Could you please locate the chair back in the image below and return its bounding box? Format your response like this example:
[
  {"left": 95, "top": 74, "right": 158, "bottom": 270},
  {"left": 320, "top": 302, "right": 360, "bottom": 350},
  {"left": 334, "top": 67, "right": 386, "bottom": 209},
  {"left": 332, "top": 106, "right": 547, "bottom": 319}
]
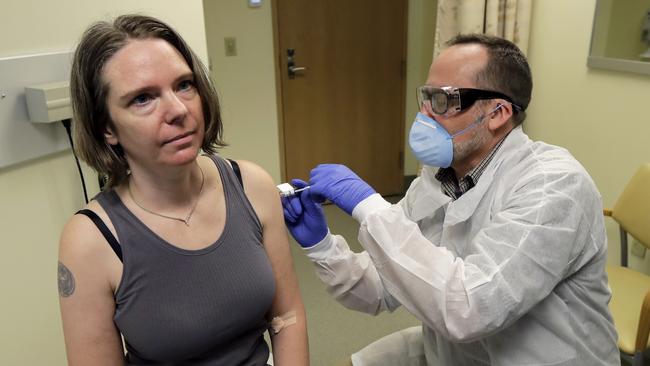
[{"left": 612, "top": 163, "right": 650, "bottom": 249}]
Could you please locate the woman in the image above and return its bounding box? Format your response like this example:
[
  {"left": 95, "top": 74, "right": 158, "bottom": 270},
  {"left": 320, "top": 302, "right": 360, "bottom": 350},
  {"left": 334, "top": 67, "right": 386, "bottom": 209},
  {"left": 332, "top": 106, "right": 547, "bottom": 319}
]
[{"left": 58, "top": 14, "right": 308, "bottom": 365}]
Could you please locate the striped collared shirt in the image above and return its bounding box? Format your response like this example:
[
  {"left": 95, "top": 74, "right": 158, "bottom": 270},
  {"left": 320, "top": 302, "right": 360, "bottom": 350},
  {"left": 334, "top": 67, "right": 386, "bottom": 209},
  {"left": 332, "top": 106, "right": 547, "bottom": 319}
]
[{"left": 435, "top": 136, "right": 507, "bottom": 200}]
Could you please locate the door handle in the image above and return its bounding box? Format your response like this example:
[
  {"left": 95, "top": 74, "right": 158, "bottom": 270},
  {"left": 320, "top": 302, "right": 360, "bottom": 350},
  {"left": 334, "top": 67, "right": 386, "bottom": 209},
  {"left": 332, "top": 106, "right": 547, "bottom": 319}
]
[
  {"left": 287, "top": 48, "right": 307, "bottom": 79},
  {"left": 289, "top": 66, "right": 307, "bottom": 74}
]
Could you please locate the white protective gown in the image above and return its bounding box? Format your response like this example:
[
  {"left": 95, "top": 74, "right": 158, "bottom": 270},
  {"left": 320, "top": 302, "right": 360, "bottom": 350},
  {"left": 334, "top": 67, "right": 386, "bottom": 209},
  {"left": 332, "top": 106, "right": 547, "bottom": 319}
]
[{"left": 305, "top": 127, "right": 619, "bottom": 366}]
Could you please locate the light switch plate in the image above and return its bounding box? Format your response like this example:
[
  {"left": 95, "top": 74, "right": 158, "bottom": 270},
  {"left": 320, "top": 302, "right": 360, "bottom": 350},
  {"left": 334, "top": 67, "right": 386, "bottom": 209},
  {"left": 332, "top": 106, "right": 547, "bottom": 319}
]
[{"left": 224, "top": 37, "right": 237, "bottom": 57}]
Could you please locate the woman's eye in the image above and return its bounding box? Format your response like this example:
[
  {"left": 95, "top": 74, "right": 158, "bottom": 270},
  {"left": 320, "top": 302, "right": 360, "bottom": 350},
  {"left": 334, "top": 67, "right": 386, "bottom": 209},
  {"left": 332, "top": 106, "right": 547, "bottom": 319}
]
[
  {"left": 131, "top": 94, "right": 152, "bottom": 106},
  {"left": 178, "top": 79, "right": 195, "bottom": 92}
]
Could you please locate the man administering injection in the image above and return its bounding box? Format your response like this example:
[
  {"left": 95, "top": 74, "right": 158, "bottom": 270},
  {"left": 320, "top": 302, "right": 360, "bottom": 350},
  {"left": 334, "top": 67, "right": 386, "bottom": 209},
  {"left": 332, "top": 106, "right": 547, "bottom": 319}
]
[{"left": 283, "top": 34, "right": 619, "bottom": 365}]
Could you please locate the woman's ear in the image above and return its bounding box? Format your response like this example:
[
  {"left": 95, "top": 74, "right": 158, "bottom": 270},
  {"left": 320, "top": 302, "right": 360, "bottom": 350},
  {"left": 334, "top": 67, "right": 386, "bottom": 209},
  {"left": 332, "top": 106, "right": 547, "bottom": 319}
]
[
  {"left": 487, "top": 102, "right": 513, "bottom": 131},
  {"left": 104, "top": 125, "right": 119, "bottom": 145}
]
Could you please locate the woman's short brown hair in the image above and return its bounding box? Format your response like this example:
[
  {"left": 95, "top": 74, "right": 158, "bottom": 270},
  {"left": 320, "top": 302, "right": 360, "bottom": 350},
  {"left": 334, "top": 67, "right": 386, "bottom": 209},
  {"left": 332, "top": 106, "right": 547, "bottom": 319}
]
[{"left": 70, "top": 14, "right": 226, "bottom": 188}]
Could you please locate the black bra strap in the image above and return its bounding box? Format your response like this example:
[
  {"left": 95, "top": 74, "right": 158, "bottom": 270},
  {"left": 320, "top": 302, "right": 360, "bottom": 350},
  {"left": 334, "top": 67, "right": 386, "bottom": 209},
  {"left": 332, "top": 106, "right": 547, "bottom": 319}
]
[
  {"left": 227, "top": 158, "right": 244, "bottom": 188},
  {"left": 76, "top": 209, "right": 123, "bottom": 262}
]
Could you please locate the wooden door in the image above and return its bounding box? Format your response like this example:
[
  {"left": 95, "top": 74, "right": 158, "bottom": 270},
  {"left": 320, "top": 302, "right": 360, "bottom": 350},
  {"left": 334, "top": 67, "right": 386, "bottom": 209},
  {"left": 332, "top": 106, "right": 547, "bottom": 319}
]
[{"left": 275, "top": 0, "right": 408, "bottom": 195}]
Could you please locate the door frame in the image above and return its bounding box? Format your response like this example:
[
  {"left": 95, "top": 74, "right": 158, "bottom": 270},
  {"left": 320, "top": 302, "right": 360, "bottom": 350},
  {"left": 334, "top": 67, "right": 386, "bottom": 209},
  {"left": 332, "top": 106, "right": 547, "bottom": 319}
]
[{"left": 270, "top": 0, "right": 286, "bottom": 181}]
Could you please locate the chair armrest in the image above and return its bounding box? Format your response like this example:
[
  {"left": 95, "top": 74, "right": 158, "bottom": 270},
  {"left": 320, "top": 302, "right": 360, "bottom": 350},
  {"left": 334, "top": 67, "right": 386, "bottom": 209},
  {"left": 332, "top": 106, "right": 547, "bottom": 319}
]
[{"left": 635, "top": 289, "right": 650, "bottom": 352}]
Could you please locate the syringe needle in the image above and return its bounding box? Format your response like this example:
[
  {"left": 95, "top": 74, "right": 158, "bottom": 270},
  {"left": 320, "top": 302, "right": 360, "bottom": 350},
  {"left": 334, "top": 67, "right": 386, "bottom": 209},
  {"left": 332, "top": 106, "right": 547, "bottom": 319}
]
[{"left": 293, "top": 186, "right": 310, "bottom": 194}]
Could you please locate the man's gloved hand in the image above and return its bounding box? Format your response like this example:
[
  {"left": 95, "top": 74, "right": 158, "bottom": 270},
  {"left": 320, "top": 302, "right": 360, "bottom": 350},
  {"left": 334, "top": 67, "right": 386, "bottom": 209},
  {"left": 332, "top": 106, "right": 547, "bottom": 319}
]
[
  {"left": 309, "top": 164, "right": 376, "bottom": 215},
  {"left": 282, "top": 179, "right": 328, "bottom": 248}
]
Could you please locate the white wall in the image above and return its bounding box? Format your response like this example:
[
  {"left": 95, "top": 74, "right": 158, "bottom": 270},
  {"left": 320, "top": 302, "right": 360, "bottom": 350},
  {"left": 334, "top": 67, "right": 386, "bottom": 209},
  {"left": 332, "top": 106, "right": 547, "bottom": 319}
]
[
  {"left": 0, "top": 2, "right": 207, "bottom": 364},
  {"left": 525, "top": 0, "right": 650, "bottom": 269}
]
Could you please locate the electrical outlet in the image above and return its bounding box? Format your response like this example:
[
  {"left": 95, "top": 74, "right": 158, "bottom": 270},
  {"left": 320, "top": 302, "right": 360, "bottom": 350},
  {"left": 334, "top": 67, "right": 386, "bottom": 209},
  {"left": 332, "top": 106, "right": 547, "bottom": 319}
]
[
  {"left": 224, "top": 37, "right": 237, "bottom": 57},
  {"left": 631, "top": 239, "right": 646, "bottom": 259}
]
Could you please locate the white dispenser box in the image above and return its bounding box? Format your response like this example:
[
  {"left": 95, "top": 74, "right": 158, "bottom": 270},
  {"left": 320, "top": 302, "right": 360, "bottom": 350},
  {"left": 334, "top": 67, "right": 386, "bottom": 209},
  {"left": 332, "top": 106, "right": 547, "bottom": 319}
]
[{"left": 25, "top": 81, "right": 71, "bottom": 123}]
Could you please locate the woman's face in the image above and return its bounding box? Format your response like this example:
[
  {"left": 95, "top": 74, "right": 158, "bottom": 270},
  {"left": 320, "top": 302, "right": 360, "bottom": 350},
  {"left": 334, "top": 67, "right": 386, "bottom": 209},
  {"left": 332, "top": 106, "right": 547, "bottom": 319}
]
[{"left": 102, "top": 38, "right": 205, "bottom": 171}]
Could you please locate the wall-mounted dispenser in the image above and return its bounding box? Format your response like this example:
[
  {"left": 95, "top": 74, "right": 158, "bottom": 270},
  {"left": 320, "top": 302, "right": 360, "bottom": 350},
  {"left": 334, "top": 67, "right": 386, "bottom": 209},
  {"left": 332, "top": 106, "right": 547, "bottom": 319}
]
[
  {"left": 24, "top": 81, "right": 71, "bottom": 123},
  {"left": 0, "top": 50, "right": 72, "bottom": 169}
]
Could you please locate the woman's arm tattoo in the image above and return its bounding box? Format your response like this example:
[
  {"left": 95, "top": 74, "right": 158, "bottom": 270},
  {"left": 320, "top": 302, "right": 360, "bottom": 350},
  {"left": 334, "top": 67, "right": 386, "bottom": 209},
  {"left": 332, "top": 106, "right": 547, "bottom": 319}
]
[{"left": 58, "top": 261, "right": 75, "bottom": 297}]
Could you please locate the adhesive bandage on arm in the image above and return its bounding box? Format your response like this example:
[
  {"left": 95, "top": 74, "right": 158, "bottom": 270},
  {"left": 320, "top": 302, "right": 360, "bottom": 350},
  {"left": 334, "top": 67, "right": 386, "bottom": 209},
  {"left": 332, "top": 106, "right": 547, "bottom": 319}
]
[{"left": 269, "top": 310, "right": 297, "bottom": 335}]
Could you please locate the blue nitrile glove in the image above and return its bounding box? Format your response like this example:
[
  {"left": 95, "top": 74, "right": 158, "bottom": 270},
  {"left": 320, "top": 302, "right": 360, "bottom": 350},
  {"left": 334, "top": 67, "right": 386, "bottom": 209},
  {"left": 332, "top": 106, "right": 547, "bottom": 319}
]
[
  {"left": 309, "top": 164, "right": 376, "bottom": 215},
  {"left": 282, "top": 179, "right": 329, "bottom": 248}
]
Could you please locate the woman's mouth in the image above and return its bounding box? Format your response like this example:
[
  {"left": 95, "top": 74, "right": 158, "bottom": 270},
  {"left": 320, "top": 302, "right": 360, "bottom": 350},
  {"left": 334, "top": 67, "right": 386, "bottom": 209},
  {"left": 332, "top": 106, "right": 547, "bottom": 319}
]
[{"left": 163, "top": 130, "right": 194, "bottom": 145}]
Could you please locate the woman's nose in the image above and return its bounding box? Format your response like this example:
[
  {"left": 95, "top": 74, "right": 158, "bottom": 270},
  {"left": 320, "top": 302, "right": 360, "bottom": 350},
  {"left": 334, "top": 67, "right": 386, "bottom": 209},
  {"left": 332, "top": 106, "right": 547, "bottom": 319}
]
[{"left": 163, "top": 92, "right": 188, "bottom": 124}]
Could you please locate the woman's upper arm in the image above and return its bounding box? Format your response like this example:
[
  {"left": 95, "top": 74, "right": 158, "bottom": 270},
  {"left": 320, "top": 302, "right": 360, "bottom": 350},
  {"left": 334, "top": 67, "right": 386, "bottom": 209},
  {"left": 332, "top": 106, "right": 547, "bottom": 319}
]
[
  {"left": 58, "top": 213, "right": 125, "bottom": 365},
  {"left": 237, "top": 160, "right": 304, "bottom": 312},
  {"left": 237, "top": 160, "right": 309, "bottom": 365}
]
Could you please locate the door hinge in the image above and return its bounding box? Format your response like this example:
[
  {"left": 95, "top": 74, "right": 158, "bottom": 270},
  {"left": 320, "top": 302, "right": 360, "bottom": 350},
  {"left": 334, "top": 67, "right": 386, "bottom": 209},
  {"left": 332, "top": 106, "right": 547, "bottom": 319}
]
[
  {"left": 400, "top": 60, "right": 406, "bottom": 79},
  {"left": 399, "top": 150, "right": 404, "bottom": 171}
]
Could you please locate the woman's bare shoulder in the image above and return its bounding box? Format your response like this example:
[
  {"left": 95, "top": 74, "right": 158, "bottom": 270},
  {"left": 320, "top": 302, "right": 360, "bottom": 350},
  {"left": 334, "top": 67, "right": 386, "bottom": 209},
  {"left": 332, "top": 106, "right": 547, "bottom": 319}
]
[
  {"left": 229, "top": 159, "right": 279, "bottom": 222},
  {"left": 231, "top": 159, "right": 276, "bottom": 193},
  {"left": 233, "top": 158, "right": 273, "bottom": 180},
  {"left": 59, "top": 199, "right": 117, "bottom": 269}
]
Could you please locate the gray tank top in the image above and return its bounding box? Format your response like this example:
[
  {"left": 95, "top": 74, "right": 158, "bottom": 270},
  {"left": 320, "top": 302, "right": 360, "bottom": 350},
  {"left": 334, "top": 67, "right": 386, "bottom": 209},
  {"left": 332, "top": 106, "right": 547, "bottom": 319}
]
[{"left": 95, "top": 155, "right": 276, "bottom": 365}]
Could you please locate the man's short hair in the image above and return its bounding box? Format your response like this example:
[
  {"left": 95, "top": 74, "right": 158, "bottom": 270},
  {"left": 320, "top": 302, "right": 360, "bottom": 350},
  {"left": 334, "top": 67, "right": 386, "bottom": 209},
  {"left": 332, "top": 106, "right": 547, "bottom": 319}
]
[{"left": 447, "top": 34, "right": 532, "bottom": 126}]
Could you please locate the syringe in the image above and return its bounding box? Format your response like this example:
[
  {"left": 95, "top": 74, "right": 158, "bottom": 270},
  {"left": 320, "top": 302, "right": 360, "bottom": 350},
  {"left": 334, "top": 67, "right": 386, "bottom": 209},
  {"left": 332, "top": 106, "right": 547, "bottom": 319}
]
[{"left": 277, "top": 183, "right": 311, "bottom": 197}]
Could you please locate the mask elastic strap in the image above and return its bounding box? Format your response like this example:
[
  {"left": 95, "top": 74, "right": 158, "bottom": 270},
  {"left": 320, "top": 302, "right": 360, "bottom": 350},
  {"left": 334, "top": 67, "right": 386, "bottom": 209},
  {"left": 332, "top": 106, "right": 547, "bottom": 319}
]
[{"left": 449, "top": 104, "right": 503, "bottom": 139}]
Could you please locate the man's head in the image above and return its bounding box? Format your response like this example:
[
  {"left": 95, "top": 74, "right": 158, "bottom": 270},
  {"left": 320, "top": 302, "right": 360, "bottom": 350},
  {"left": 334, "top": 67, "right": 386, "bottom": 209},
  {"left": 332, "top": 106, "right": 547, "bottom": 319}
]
[
  {"left": 446, "top": 34, "right": 532, "bottom": 126},
  {"left": 418, "top": 34, "right": 532, "bottom": 175}
]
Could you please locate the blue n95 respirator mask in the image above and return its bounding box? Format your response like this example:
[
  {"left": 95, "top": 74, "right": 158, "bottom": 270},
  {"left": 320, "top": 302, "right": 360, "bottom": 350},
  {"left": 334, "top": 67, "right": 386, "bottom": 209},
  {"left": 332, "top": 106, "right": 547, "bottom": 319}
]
[
  {"left": 408, "top": 113, "right": 454, "bottom": 168},
  {"left": 408, "top": 106, "right": 502, "bottom": 168}
]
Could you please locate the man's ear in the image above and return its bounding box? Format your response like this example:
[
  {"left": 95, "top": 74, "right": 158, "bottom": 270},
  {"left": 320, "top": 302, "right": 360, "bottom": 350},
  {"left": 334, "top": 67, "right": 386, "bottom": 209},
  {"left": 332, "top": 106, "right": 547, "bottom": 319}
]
[
  {"left": 487, "top": 102, "right": 513, "bottom": 131},
  {"left": 104, "top": 125, "right": 119, "bottom": 146}
]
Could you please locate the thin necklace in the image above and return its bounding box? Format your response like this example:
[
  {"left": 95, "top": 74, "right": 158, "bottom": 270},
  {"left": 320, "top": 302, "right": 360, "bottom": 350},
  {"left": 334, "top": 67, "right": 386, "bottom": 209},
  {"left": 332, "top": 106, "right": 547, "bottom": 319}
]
[{"left": 128, "top": 164, "right": 205, "bottom": 227}]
